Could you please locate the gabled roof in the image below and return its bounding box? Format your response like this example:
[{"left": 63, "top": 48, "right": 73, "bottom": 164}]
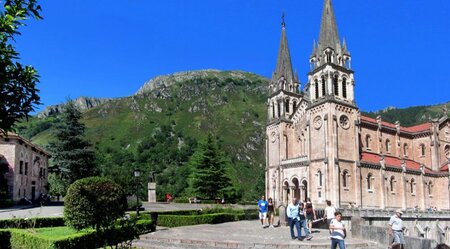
[
  {"left": 360, "top": 115, "right": 432, "bottom": 133},
  {"left": 0, "top": 132, "right": 50, "bottom": 157},
  {"left": 360, "top": 151, "right": 433, "bottom": 173}
]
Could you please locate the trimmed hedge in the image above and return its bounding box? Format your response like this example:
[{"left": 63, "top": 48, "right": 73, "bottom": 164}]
[
  {"left": 0, "top": 217, "right": 65, "bottom": 229},
  {"left": 0, "top": 220, "right": 153, "bottom": 249},
  {"left": 157, "top": 210, "right": 259, "bottom": 228}
]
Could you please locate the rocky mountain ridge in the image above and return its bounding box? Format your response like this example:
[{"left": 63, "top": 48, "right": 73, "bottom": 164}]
[{"left": 37, "top": 96, "right": 111, "bottom": 118}]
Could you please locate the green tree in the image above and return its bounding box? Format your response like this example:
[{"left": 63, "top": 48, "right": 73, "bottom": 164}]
[
  {"left": 0, "top": 0, "right": 42, "bottom": 134},
  {"left": 188, "top": 134, "right": 231, "bottom": 199},
  {"left": 48, "top": 100, "right": 98, "bottom": 193},
  {"left": 64, "top": 177, "right": 127, "bottom": 230}
]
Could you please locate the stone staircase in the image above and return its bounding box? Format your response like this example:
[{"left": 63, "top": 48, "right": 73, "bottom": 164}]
[
  {"left": 133, "top": 236, "right": 384, "bottom": 249},
  {"left": 132, "top": 220, "right": 386, "bottom": 249}
]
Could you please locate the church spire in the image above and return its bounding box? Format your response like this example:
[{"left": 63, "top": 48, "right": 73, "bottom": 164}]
[
  {"left": 272, "top": 12, "right": 297, "bottom": 93},
  {"left": 318, "top": 0, "right": 340, "bottom": 51}
]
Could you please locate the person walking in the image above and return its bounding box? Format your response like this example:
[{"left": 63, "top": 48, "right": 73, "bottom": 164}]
[
  {"left": 305, "top": 197, "right": 316, "bottom": 233},
  {"left": 287, "top": 198, "right": 301, "bottom": 240},
  {"left": 267, "top": 197, "right": 275, "bottom": 228},
  {"left": 298, "top": 202, "right": 313, "bottom": 240},
  {"left": 324, "top": 200, "right": 337, "bottom": 228},
  {"left": 388, "top": 209, "right": 405, "bottom": 249},
  {"left": 329, "top": 211, "right": 346, "bottom": 249},
  {"left": 258, "top": 195, "right": 268, "bottom": 228}
]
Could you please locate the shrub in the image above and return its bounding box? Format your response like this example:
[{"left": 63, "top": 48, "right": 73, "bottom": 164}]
[
  {"left": 0, "top": 217, "right": 64, "bottom": 229},
  {"left": 64, "top": 177, "right": 127, "bottom": 230},
  {"left": 0, "top": 220, "right": 154, "bottom": 249}
]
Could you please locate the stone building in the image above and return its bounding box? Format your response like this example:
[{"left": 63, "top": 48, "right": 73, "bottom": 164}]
[
  {"left": 0, "top": 133, "right": 50, "bottom": 203},
  {"left": 266, "top": 0, "right": 450, "bottom": 210}
]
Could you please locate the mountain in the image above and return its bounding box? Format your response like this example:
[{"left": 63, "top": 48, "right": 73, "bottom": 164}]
[
  {"left": 362, "top": 102, "right": 450, "bottom": 126},
  {"left": 37, "top": 96, "right": 111, "bottom": 118},
  {"left": 17, "top": 70, "right": 270, "bottom": 201}
]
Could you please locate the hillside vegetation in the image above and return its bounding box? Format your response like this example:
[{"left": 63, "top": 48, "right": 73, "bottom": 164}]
[{"left": 17, "top": 70, "right": 268, "bottom": 201}]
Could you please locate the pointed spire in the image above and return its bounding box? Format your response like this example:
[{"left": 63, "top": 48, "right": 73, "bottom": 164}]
[
  {"left": 318, "top": 0, "right": 340, "bottom": 51},
  {"left": 273, "top": 12, "right": 295, "bottom": 88}
]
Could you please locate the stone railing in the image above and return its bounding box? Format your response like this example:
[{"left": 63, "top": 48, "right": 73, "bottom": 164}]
[
  {"left": 351, "top": 216, "right": 440, "bottom": 249},
  {"left": 340, "top": 208, "right": 450, "bottom": 219},
  {"left": 281, "top": 155, "right": 309, "bottom": 167}
]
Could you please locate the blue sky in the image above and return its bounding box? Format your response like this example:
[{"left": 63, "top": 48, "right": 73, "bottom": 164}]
[{"left": 15, "top": 0, "right": 450, "bottom": 113}]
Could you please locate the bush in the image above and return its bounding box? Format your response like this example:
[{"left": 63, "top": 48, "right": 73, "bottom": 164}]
[
  {"left": 0, "top": 217, "right": 64, "bottom": 229},
  {"left": 64, "top": 177, "right": 127, "bottom": 230},
  {"left": 156, "top": 208, "right": 259, "bottom": 227},
  {"left": 0, "top": 220, "right": 154, "bottom": 249}
]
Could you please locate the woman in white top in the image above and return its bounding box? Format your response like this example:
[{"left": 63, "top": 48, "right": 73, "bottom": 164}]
[{"left": 329, "top": 211, "right": 346, "bottom": 249}]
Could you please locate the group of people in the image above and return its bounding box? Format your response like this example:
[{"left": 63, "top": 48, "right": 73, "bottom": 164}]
[
  {"left": 258, "top": 196, "right": 347, "bottom": 248},
  {"left": 257, "top": 195, "right": 275, "bottom": 228}
]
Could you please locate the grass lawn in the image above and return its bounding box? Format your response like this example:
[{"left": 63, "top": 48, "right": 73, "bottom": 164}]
[{"left": 21, "top": 226, "right": 94, "bottom": 240}]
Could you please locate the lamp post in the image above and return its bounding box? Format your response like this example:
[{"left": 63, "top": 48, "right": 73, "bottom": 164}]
[{"left": 134, "top": 169, "right": 141, "bottom": 216}]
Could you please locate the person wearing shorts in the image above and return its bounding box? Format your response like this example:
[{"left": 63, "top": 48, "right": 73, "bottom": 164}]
[
  {"left": 258, "top": 195, "right": 268, "bottom": 227},
  {"left": 388, "top": 209, "right": 405, "bottom": 249}
]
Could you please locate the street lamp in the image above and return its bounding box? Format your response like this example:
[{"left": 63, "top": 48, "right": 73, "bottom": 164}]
[{"left": 134, "top": 169, "right": 141, "bottom": 216}]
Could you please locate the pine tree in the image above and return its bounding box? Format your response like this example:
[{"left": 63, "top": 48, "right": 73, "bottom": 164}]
[
  {"left": 188, "top": 134, "right": 231, "bottom": 199},
  {"left": 48, "top": 100, "right": 98, "bottom": 193}
]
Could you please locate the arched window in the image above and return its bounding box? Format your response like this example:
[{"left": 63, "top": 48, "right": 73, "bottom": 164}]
[
  {"left": 444, "top": 144, "right": 450, "bottom": 158},
  {"left": 321, "top": 76, "right": 326, "bottom": 96},
  {"left": 390, "top": 176, "right": 395, "bottom": 192},
  {"left": 277, "top": 101, "right": 281, "bottom": 117},
  {"left": 318, "top": 170, "right": 323, "bottom": 187},
  {"left": 342, "top": 170, "right": 348, "bottom": 188},
  {"left": 385, "top": 139, "right": 391, "bottom": 153},
  {"left": 367, "top": 173, "right": 373, "bottom": 190},
  {"left": 293, "top": 101, "right": 297, "bottom": 111},
  {"left": 365, "top": 135, "right": 371, "bottom": 149},
  {"left": 326, "top": 52, "right": 332, "bottom": 63},
  {"left": 285, "top": 99, "right": 290, "bottom": 113},
  {"left": 428, "top": 181, "right": 433, "bottom": 196},
  {"left": 315, "top": 79, "right": 319, "bottom": 99},
  {"left": 403, "top": 143, "right": 408, "bottom": 157},
  {"left": 272, "top": 105, "right": 275, "bottom": 118},
  {"left": 333, "top": 75, "right": 339, "bottom": 96},
  {"left": 410, "top": 178, "right": 415, "bottom": 194},
  {"left": 342, "top": 78, "right": 347, "bottom": 99},
  {"left": 420, "top": 144, "right": 426, "bottom": 156}
]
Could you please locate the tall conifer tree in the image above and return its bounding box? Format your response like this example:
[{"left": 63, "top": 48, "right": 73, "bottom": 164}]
[
  {"left": 188, "top": 134, "right": 231, "bottom": 199},
  {"left": 48, "top": 100, "right": 98, "bottom": 192}
]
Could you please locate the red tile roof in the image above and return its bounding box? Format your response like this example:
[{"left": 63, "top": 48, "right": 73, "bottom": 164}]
[
  {"left": 360, "top": 115, "right": 431, "bottom": 133},
  {"left": 360, "top": 152, "right": 432, "bottom": 173}
]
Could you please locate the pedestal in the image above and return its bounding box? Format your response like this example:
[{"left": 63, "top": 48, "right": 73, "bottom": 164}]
[
  {"left": 148, "top": 182, "right": 156, "bottom": 203},
  {"left": 278, "top": 204, "right": 288, "bottom": 226}
]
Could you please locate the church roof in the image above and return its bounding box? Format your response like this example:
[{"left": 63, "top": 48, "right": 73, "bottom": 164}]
[
  {"left": 273, "top": 14, "right": 295, "bottom": 85},
  {"left": 0, "top": 132, "right": 50, "bottom": 157},
  {"left": 318, "top": 0, "right": 340, "bottom": 51},
  {"left": 360, "top": 115, "right": 432, "bottom": 133},
  {"left": 360, "top": 151, "right": 433, "bottom": 173}
]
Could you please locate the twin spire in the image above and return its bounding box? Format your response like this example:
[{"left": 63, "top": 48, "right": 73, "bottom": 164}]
[
  {"left": 318, "top": 0, "right": 340, "bottom": 52},
  {"left": 273, "top": 11, "right": 296, "bottom": 92},
  {"left": 272, "top": 0, "right": 350, "bottom": 94}
]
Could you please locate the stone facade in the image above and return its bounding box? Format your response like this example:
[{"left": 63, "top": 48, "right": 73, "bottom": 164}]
[
  {"left": 265, "top": 0, "right": 450, "bottom": 210},
  {"left": 0, "top": 133, "right": 50, "bottom": 203}
]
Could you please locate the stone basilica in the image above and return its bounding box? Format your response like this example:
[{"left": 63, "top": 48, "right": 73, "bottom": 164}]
[{"left": 265, "top": 0, "right": 450, "bottom": 210}]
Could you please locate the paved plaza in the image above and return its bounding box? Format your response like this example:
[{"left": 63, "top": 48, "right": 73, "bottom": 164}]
[{"left": 135, "top": 220, "right": 382, "bottom": 249}]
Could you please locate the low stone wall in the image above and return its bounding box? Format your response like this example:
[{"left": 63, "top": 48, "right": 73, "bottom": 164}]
[{"left": 351, "top": 216, "right": 439, "bottom": 249}]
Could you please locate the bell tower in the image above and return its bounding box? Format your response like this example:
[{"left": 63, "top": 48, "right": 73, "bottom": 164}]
[
  {"left": 306, "top": 0, "right": 354, "bottom": 105},
  {"left": 305, "top": 0, "right": 360, "bottom": 207},
  {"left": 266, "top": 14, "right": 303, "bottom": 204}
]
